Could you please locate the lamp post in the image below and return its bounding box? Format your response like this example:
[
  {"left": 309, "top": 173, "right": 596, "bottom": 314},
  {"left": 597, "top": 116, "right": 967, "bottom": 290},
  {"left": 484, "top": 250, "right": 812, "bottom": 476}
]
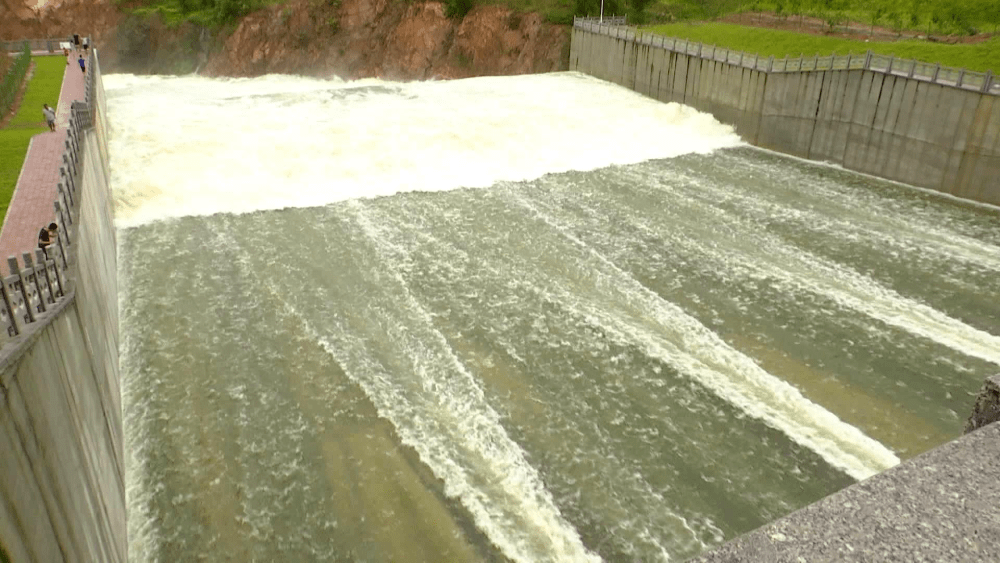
[{"left": 600, "top": 0, "right": 604, "bottom": 22}]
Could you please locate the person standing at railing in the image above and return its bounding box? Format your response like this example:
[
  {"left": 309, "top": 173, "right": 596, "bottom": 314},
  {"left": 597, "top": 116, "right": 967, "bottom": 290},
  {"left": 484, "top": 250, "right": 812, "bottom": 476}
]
[{"left": 38, "top": 223, "right": 58, "bottom": 258}]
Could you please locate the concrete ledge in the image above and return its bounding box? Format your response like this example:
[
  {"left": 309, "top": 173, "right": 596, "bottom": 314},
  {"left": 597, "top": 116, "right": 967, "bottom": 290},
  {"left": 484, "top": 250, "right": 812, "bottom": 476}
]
[{"left": 690, "top": 414, "right": 1000, "bottom": 562}]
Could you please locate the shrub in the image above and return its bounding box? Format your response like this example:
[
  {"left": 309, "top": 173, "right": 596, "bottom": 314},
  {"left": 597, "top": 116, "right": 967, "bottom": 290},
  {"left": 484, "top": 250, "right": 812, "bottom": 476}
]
[{"left": 445, "top": 0, "right": 475, "bottom": 19}]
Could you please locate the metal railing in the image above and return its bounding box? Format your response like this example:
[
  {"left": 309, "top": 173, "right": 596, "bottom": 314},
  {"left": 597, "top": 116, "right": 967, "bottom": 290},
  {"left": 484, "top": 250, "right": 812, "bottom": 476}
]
[
  {"left": 2, "top": 39, "right": 65, "bottom": 54},
  {"left": 0, "top": 48, "right": 98, "bottom": 344},
  {"left": 573, "top": 20, "right": 999, "bottom": 95},
  {"left": 574, "top": 15, "right": 627, "bottom": 26}
]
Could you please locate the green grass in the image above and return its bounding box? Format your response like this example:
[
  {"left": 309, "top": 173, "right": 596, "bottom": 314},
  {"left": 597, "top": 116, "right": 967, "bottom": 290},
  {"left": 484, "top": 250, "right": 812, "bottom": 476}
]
[
  {"left": 643, "top": 22, "right": 1000, "bottom": 71},
  {"left": 0, "top": 55, "right": 66, "bottom": 223}
]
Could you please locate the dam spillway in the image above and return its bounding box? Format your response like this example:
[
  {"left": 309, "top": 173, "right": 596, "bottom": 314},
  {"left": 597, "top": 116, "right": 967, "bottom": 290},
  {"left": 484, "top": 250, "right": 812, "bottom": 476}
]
[{"left": 107, "top": 72, "right": 1000, "bottom": 562}]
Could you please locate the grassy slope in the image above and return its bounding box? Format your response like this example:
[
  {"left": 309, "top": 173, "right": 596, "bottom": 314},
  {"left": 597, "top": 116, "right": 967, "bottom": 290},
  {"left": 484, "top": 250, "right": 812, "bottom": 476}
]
[
  {"left": 0, "top": 56, "right": 66, "bottom": 223},
  {"left": 644, "top": 22, "right": 1000, "bottom": 71}
]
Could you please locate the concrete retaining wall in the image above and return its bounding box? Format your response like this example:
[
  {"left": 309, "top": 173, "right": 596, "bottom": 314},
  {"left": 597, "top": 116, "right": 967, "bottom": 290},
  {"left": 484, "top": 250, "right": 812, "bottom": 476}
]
[
  {"left": 570, "top": 25, "right": 1000, "bottom": 206},
  {"left": 0, "top": 53, "right": 123, "bottom": 563}
]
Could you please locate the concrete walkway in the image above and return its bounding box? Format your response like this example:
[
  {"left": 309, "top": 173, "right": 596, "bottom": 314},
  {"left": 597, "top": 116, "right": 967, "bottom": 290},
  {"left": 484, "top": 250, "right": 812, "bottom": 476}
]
[{"left": 0, "top": 52, "right": 85, "bottom": 268}]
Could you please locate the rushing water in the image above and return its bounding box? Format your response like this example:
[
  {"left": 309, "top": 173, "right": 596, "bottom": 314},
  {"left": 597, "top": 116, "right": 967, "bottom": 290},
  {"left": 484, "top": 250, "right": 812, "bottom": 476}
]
[{"left": 107, "top": 71, "right": 1000, "bottom": 563}]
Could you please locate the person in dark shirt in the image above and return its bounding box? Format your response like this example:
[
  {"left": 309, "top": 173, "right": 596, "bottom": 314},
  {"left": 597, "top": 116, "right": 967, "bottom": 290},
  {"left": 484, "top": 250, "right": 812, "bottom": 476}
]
[{"left": 38, "top": 223, "right": 58, "bottom": 258}]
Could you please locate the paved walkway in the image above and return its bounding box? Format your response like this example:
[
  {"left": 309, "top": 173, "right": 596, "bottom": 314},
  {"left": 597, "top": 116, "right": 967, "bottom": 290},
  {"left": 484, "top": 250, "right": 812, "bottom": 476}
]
[{"left": 0, "top": 52, "right": 86, "bottom": 269}]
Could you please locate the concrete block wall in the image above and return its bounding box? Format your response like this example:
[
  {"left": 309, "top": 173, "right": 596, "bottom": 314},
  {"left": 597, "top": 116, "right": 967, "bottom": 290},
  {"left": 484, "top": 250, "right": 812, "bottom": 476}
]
[
  {"left": 0, "top": 54, "right": 123, "bottom": 563},
  {"left": 570, "top": 25, "right": 1000, "bottom": 206}
]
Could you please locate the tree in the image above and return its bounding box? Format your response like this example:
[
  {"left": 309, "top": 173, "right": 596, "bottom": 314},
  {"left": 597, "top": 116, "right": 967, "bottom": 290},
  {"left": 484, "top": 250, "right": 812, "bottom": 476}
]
[
  {"left": 870, "top": 6, "right": 885, "bottom": 36},
  {"left": 908, "top": 0, "right": 923, "bottom": 31},
  {"left": 786, "top": 0, "right": 801, "bottom": 27}
]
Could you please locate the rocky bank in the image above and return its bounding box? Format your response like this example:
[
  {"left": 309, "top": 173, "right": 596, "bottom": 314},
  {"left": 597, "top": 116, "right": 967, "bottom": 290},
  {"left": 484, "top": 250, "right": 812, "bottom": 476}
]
[{"left": 2, "top": 0, "right": 571, "bottom": 80}]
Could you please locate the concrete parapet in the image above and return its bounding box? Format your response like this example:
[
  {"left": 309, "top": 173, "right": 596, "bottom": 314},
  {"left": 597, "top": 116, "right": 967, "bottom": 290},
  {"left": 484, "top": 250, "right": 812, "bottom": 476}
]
[
  {"left": 689, "top": 414, "right": 1000, "bottom": 562},
  {"left": 570, "top": 23, "right": 1000, "bottom": 206}
]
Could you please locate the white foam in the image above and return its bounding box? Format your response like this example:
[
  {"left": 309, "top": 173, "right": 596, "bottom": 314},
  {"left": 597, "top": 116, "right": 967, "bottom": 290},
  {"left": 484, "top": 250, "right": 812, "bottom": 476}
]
[
  {"left": 511, "top": 192, "right": 901, "bottom": 481},
  {"left": 105, "top": 72, "right": 742, "bottom": 227},
  {"left": 248, "top": 202, "right": 602, "bottom": 563}
]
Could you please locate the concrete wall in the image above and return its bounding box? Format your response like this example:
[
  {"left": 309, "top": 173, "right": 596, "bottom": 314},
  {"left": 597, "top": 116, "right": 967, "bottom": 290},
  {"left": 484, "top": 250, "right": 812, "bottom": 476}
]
[
  {"left": 0, "top": 54, "right": 123, "bottom": 563},
  {"left": 689, "top": 411, "right": 1000, "bottom": 563},
  {"left": 570, "top": 25, "right": 1000, "bottom": 206}
]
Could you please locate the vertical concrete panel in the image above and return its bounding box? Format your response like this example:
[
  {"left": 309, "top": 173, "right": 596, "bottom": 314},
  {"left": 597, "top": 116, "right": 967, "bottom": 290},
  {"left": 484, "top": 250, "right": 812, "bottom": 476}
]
[
  {"left": 17, "top": 336, "right": 104, "bottom": 562},
  {"left": 970, "top": 104, "right": 1000, "bottom": 204},
  {"left": 844, "top": 71, "right": 883, "bottom": 171},
  {"left": 612, "top": 38, "right": 626, "bottom": 85},
  {"left": 615, "top": 37, "right": 629, "bottom": 87},
  {"left": 723, "top": 64, "right": 746, "bottom": 132},
  {"left": 869, "top": 76, "right": 909, "bottom": 178},
  {"left": 5, "top": 368, "right": 77, "bottom": 561},
  {"left": 756, "top": 71, "right": 782, "bottom": 151},
  {"left": 901, "top": 82, "right": 946, "bottom": 189},
  {"left": 651, "top": 44, "right": 669, "bottom": 104},
  {"left": 585, "top": 31, "right": 599, "bottom": 77},
  {"left": 623, "top": 40, "right": 638, "bottom": 90},
  {"left": 698, "top": 59, "right": 715, "bottom": 114},
  {"left": 795, "top": 72, "right": 821, "bottom": 157},
  {"left": 576, "top": 30, "right": 590, "bottom": 75},
  {"left": 685, "top": 54, "right": 702, "bottom": 106},
  {"left": 882, "top": 79, "right": 921, "bottom": 185},
  {"left": 569, "top": 28, "right": 580, "bottom": 71},
  {"left": 634, "top": 43, "right": 650, "bottom": 97},
  {"left": 937, "top": 89, "right": 981, "bottom": 197},
  {"left": 946, "top": 91, "right": 998, "bottom": 201},
  {"left": 861, "top": 74, "right": 898, "bottom": 175},
  {"left": 736, "top": 68, "right": 757, "bottom": 141},
  {"left": 833, "top": 69, "right": 865, "bottom": 164},
  {"left": 810, "top": 70, "right": 852, "bottom": 163},
  {"left": 760, "top": 72, "right": 813, "bottom": 157},
  {"left": 671, "top": 53, "right": 688, "bottom": 103},
  {"left": 710, "top": 62, "right": 735, "bottom": 128},
  {"left": 0, "top": 398, "right": 65, "bottom": 563}
]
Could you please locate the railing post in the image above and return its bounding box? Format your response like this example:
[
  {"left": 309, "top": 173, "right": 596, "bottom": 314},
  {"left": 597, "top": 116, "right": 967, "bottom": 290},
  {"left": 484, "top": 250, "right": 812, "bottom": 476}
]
[
  {"left": 1, "top": 279, "right": 20, "bottom": 337},
  {"left": 864, "top": 50, "right": 872, "bottom": 69},
  {"left": 57, "top": 183, "right": 73, "bottom": 221},
  {"left": 984, "top": 71, "right": 994, "bottom": 93},
  {"left": 956, "top": 69, "right": 965, "bottom": 87},
  {"left": 887, "top": 55, "right": 894, "bottom": 73},
  {"left": 21, "top": 253, "right": 44, "bottom": 314},
  {"left": 34, "top": 250, "right": 56, "bottom": 304},
  {"left": 907, "top": 59, "right": 916, "bottom": 78},
  {"left": 768, "top": 55, "right": 774, "bottom": 72},
  {"left": 932, "top": 63, "right": 941, "bottom": 82},
  {"left": 53, "top": 202, "right": 69, "bottom": 271},
  {"left": 9, "top": 257, "right": 34, "bottom": 324}
]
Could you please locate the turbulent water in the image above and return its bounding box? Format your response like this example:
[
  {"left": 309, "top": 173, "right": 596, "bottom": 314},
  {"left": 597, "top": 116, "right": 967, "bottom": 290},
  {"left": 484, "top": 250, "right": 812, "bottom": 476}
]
[{"left": 107, "top": 71, "right": 1000, "bottom": 563}]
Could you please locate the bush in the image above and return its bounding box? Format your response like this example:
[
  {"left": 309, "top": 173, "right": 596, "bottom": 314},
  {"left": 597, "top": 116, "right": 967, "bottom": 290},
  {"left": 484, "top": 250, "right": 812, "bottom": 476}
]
[{"left": 445, "top": 0, "right": 475, "bottom": 19}]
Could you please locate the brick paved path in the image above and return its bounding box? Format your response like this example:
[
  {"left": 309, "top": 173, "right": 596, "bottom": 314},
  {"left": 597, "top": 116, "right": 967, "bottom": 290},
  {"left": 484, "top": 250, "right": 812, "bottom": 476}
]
[{"left": 0, "top": 52, "right": 86, "bottom": 268}]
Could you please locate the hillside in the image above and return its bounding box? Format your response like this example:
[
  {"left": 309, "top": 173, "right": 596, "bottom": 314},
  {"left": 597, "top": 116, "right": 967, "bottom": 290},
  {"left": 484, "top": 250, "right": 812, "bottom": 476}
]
[
  {"left": 2, "top": 0, "right": 995, "bottom": 77},
  {"left": 2, "top": 0, "right": 570, "bottom": 79}
]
